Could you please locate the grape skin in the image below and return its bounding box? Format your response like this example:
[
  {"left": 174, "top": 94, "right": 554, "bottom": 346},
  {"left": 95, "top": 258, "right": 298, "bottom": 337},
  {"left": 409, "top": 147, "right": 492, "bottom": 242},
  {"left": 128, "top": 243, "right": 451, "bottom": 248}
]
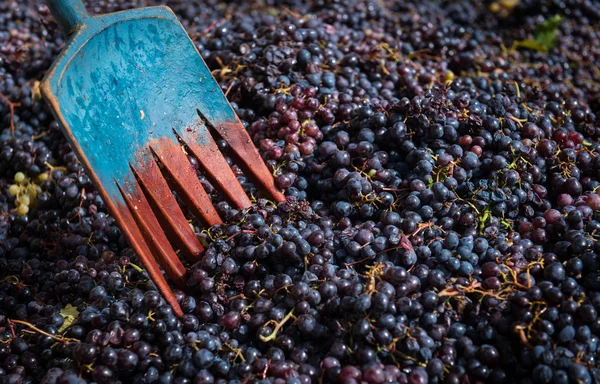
[{"left": 2, "top": 0, "right": 600, "bottom": 384}]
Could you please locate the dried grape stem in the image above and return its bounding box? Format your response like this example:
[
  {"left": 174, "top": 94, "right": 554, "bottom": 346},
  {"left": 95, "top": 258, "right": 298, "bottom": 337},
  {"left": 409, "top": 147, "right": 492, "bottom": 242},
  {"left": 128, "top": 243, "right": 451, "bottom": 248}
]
[
  {"left": 9, "top": 319, "right": 80, "bottom": 344},
  {"left": 0, "top": 92, "right": 21, "bottom": 136}
]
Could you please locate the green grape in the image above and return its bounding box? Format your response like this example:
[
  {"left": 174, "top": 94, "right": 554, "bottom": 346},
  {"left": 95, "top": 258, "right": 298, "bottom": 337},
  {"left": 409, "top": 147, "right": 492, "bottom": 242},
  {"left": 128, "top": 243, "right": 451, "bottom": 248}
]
[
  {"left": 18, "top": 195, "right": 31, "bottom": 206},
  {"left": 17, "top": 204, "right": 29, "bottom": 216},
  {"left": 14, "top": 172, "right": 26, "bottom": 183},
  {"left": 8, "top": 184, "right": 20, "bottom": 196},
  {"left": 37, "top": 172, "right": 49, "bottom": 182}
]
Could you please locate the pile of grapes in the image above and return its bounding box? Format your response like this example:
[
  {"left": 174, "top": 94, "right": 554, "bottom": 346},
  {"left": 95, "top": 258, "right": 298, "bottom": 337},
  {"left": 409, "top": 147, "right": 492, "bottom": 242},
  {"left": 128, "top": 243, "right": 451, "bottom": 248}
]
[{"left": 2, "top": 0, "right": 600, "bottom": 383}]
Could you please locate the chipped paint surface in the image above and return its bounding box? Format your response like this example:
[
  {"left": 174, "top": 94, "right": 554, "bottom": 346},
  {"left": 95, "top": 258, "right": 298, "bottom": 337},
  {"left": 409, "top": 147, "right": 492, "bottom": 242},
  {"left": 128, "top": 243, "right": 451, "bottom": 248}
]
[{"left": 46, "top": 0, "right": 89, "bottom": 37}]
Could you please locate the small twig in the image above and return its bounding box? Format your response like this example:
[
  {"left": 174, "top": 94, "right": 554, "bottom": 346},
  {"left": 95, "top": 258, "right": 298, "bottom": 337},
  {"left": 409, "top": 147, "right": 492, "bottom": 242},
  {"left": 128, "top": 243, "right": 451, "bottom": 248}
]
[
  {"left": 9, "top": 319, "right": 79, "bottom": 344},
  {"left": 259, "top": 309, "right": 294, "bottom": 342},
  {"left": 224, "top": 81, "right": 236, "bottom": 97},
  {"left": 202, "top": 20, "right": 218, "bottom": 35},
  {"left": 438, "top": 281, "right": 508, "bottom": 301},
  {"left": 280, "top": 5, "right": 302, "bottom": 19},
  {"left": 346, "top": 255, "right": 375, "bottom": 266},
  {"left": 44, "top": 161, "right": 67, "bottom": 173},
  {"left": 225, "top": 231, "right": 242, "bottom": 242},
  {"left": 223, "top": 342, "right": 246, "bottom": 363},
  {"left": 262, "top": 359, "right": 271, "bottom": 380},
  {"left": 0, "top": 92, "right": 21, "bottom": 136},
  {"left": 375, "top": 222, "right": 439, "bottom": 256},
  {"left": 8, "top": 321, "right": 16, "bottom": 339},
  {"left": 507, "top": 114, "right": 526, "bottom": 127},
  {"left": 76, "top": 188, "right": 86, "bottom": 223},
  {"left": 514, "top": 325, "right": 533, "bottom": 349},
  {"left": 225, "top": 293, "right": 246, "bottom": 303},
  {"left": 202, "top": 16, "right": 231, "bottom": 36},
  {"left": 32, "top": 130, "right": 51, "bottom": 140}
]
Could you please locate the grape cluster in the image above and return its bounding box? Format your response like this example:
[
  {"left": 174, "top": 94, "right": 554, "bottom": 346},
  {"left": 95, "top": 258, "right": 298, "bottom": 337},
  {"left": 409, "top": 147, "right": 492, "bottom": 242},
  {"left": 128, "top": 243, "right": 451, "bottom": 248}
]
[{"left": 2, "top": 0, "right": 600, "bottom": 383}]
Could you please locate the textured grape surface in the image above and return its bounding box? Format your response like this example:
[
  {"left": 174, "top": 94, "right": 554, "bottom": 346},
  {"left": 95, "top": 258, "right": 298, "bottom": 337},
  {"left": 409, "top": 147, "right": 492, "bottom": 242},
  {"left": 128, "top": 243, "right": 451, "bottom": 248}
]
[{"left": 1, "top": 0, "right": 600, "bottom": 383}]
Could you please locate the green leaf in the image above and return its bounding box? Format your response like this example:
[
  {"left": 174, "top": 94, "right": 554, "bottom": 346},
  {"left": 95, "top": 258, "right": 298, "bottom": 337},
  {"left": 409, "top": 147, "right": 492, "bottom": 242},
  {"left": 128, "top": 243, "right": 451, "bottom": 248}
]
[
  {"left": 514, "top": 15, "right": 564, "bottom": 53},
  {"left": 58, "top": 304, "right": 80, "bottom": 333},
  {"left": 535, "top": 14, "right": 564, "bottom": 36},
  {"left": 513, "top": 39, "right": 550, "bottom": 53}
]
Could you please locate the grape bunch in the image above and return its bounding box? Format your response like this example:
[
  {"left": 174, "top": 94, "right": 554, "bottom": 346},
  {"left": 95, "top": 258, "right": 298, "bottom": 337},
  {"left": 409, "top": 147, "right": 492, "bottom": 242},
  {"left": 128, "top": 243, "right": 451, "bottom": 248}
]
[{"left": 2, "top": 0, "right": 600, "bottom": 383}]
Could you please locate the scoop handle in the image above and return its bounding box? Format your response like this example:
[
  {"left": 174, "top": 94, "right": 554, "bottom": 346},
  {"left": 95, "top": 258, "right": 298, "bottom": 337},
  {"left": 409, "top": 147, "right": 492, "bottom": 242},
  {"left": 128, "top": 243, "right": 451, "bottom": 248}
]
[{"left": 46, "top": 0, "right": 89, "bottom": 38}]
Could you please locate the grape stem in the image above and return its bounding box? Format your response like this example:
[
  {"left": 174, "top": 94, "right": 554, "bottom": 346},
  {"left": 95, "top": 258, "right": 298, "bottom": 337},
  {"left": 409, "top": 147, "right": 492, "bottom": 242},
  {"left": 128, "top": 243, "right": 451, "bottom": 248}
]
[
  {"left": 201, "top": 20, "right": 218, "bottom": 35},
  {"left": 7, "top": 320, "right": 16, "bottom": 339},
  {"left": 513, "top": 325, "right": 533, "bottom": 349},
  {"left": 8, "top": 319, "right": 80, "bottom": 344},
  {"left": 259, "top": 309, "right": 294, "bottom": 342},
  {"left": 0, "top": 92, "right": 21, "bottom": 136},
  {"left": 224, "top": 80, "right": 236, "bottom": 97}
]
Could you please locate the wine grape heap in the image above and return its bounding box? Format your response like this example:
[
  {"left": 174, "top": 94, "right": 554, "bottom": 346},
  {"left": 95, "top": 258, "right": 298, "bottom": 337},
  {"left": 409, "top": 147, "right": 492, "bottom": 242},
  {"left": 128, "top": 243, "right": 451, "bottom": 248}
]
[{"left": 1, "top": 0, "right": 600, "bottom": 383}]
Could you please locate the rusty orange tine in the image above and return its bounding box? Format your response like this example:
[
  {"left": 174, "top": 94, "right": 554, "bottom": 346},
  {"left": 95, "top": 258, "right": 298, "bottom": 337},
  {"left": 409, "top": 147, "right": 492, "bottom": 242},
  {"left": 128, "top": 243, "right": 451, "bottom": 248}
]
[
  {"left": 149, "top": 141, "right": 223, "bottom": 227},
  {"left": 180, "top": 125, "right": 253, "bottom": 210},
  {"left": 130, "top": 159, "right": 204, "bottom": 263},
  {"left": 116, "top": 179, "right": 188, "bottom": 287},
  {"left": 112, "top": 199, "right": 184, "bottom": 317},
  {"left": 204, "top": 119, "right": 286, "bottom": 204}
]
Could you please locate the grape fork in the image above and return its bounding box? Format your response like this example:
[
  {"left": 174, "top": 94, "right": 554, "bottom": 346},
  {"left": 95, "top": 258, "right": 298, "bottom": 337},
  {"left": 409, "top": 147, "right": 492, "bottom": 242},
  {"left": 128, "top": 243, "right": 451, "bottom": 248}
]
[{"left": 41, "top": 0, "right": 285, "bottom": 316}]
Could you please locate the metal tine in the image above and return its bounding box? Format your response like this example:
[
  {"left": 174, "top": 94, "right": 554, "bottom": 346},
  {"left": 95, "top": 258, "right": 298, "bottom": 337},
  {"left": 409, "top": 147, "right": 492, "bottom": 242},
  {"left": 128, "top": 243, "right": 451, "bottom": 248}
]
[
  {"left": 129, "top": 156, "right": 204, "bottom": 263},
  {"left": 178, "top": 114, "right": 252, "bottom": 210},
  {"left": 116, "top": 178, "right": 188, "bottom": 287},
  {"left": 195, "top": 109, "right": 286, "bottom": 204},
  {"left": 149, "top": 141, "right": 223, "bottom": 227},
  {"left": 113, "top": 203, "right": 184, "bottom": 317}
]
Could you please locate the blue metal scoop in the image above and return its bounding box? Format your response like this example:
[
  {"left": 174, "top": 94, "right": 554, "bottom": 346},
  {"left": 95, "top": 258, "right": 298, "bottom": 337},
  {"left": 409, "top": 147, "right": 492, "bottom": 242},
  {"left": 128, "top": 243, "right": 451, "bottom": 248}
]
[{"left": 41, "top": 0, "right": 284, "bottom": 316}]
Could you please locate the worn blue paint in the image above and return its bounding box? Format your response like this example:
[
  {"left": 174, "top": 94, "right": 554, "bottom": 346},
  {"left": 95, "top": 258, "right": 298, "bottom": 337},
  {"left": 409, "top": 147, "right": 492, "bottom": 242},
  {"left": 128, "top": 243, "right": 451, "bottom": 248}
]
[
  {"left": 46, "top": 0, "right": 89, "bottom": 37},
  {"left": 41, "top": 5, "right": 238, "bottom": 201}
]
